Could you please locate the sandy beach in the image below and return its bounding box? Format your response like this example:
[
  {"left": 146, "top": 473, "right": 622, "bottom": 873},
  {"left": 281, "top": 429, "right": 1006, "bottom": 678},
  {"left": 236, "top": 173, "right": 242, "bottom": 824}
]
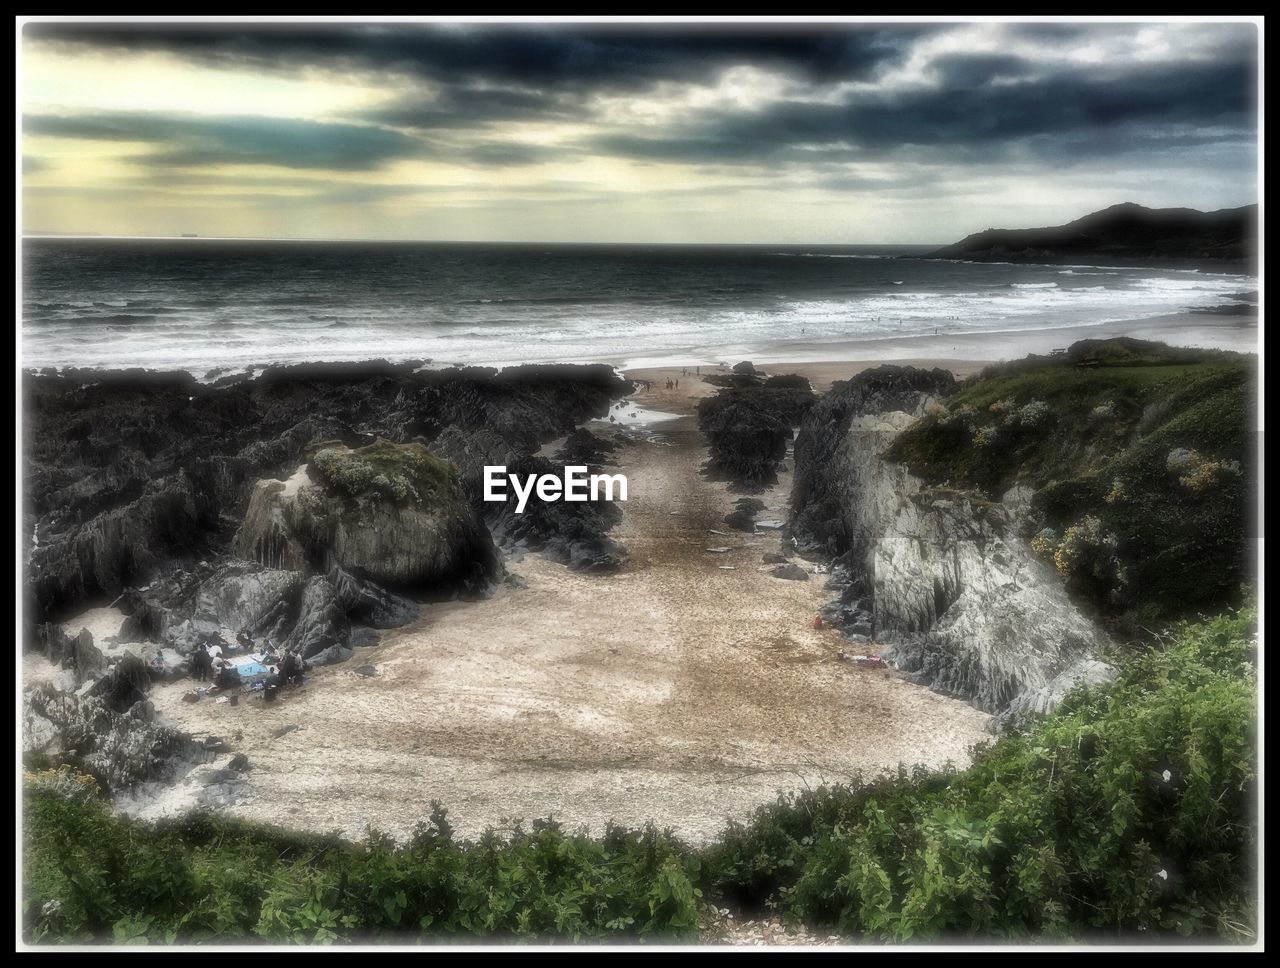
[
  {"left": 34, "top": 311, "right": 1256, "bottom": 843},
  {"left": 613, "top": 311, "right": 1258, "bottom": 373},
  {"left": 48, "top": 358, "right": 997, "bottom": 845}
]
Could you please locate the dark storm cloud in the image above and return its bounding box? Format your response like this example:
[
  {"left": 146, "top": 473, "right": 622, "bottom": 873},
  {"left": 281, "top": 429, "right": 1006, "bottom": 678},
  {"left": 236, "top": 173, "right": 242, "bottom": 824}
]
[
  {"left": 24, "top": 22, "right": 929, "bottom": 91},
  {"left": 24, "top": 111, "right": 422, "bottom": 170},
  {"left": 22, "top": 21, "right": 1258, "bottom": 177},
  {"left": 583, "top": 56, "right": 1255, "bottom": 166}
]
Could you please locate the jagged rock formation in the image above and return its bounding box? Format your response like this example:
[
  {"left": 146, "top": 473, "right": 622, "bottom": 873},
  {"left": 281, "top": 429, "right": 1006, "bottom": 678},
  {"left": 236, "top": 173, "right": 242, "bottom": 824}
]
[
  {"left": 554, "top": 427, "right": 617, "bottom": 467},
  {"left": 23, "top": 361, "right": 629, "bottom": 630},
  {"left": 431, "top": 426, "right": 627, "bottom": 572},
  {"left": 790, "top": 366, "right": 956, "bottom": 559},
  {"left": 697, "top": 373, "right": 816, "bottom": 492},
  {"left": 789, "top": 365, "right": 1111, "bottom": 717},
  {"left": 23, "top": 652, "right": 205, "bottom": 793},
  {"left": 873, "top": 488, "right": 1111, "bottom": 713}
]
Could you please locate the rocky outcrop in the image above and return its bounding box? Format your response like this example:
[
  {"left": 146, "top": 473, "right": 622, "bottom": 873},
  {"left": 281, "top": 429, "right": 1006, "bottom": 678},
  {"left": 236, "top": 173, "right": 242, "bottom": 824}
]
[
  {"left": 23, "top": 654, "right": 205, "bottom": 793},
  {"left": 788, "top": 365, "right": 1111, "bottom": 717},
  {"left": 697, "top": 375, "right": 816, "bottom": 492},
  {"left": 554, "top": 427, "right": 617, "bottom": 467},
  {"left": 23, "top": 362, "right": 630, "bottom": 628},
  {"left": 431, "top": 426, "right": 627, "bottom": 572},
  {"left": 28, "top": 472, "right": 201, "bottom": 622},
  {"left": 790, "top": 366, "right": 956, "bottom": 558},
  {"left": 283, "top": 575, "right": 351, "bottom": 662},
  {"left": 234, "top": 439, "right": 499, "bottom": 591},
  {"left": 874, "top": 488, "right": 1112, "bottom": 713},
  {"left": 328, "top": 565, "right": 418, "bottom": 628}
]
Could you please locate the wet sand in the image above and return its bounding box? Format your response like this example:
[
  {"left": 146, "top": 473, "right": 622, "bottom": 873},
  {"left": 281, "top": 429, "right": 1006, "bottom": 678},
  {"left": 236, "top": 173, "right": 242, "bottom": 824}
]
[{"left": 117, "top": 365, "right": 993, "bottom": 844}]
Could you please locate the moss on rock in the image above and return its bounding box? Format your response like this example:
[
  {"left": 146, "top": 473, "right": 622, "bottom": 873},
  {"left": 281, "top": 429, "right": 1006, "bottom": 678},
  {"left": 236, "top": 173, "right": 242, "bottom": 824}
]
[{"left": 310, "top": 438, "right": 456, "bottom": 507}]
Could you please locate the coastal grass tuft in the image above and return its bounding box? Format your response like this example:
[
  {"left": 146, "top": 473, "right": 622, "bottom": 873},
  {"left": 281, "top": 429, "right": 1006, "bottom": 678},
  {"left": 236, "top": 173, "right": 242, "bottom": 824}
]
[
  {"left": 311, "top": 438, "right": 456, "bottom": 507},
  {"left": 23, "top": 608, "right": 1257, "bottom": 945}
]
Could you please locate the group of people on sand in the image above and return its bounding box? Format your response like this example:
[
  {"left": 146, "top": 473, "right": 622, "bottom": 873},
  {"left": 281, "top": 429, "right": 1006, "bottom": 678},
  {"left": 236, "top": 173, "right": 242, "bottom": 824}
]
[{"left": 189, "top": 633, "right": 307, "bottom": 697}]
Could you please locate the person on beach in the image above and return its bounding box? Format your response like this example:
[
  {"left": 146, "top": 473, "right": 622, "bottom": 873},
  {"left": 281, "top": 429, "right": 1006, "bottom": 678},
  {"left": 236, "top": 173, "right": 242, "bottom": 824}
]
[
  {"left": 212, "top": 657, "right": 240, "bottom": 690},
  {"left": 191, "top": 647, "right": 211, "bottom": 682},
  {"left": 277, "top": 650, "right": 305, "bottom": 687}
]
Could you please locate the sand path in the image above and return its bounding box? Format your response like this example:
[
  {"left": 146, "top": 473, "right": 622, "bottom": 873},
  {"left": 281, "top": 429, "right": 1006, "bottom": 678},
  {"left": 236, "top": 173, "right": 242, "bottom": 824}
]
[{"left": 130, "top": 367, "right": 992, "bottom": 844}]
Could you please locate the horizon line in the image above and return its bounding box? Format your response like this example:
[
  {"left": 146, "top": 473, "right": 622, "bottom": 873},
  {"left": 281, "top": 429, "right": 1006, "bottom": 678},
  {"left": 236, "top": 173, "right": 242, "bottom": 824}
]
[{"left": 20, "top": 233, "right": 947, "bottom": 246}]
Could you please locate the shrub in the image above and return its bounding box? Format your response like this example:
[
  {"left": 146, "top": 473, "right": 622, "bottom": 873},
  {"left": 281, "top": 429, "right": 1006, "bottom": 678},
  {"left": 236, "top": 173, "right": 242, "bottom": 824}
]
[
  {"left": 23, "top": 611, "right": 1258, "bottom": 945},
  {"left": 1015, "top": 400, "right": 1051, "bottom": 428},
  {"left": 1030, "top": 528, "right": 1058, "bottom": 558},
  {"left": 1052, "top": 515, "right": 1119, "bottom": 582},
  {"left": 973, "top": 426, "right": 999, "bottom": 448}
]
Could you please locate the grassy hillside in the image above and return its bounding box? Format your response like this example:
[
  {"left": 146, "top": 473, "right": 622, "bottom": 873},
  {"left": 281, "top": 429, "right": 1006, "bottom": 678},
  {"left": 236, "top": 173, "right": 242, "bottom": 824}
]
[
  {"left": 884, "top": 340, "right": 1255, "bottom": 625},
  {"left": 23, "top": 607, "right": 1257, "bottom": 944}
]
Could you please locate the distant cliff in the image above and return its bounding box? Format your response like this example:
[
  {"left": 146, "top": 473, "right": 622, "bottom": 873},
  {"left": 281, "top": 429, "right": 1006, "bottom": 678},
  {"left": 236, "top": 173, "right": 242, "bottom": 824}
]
[{"left": 924, "top": 202, "right": 1257, "bottom": 267}]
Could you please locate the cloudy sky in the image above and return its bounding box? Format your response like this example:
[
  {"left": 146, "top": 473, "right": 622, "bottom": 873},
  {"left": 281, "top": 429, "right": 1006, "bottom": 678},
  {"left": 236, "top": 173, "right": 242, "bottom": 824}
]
[{"left": 20, "top": 19, "right": 1259, "bottom": 243}]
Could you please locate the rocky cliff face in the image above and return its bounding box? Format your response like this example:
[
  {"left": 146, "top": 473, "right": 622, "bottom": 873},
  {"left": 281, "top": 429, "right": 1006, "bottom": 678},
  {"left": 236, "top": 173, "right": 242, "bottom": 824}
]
[
  {"left": 790, "top": 366, "right": 956, "bottom": 559},
  {"left": 872, "top": 486, "right": 1112, "bottom": 715},
  {"left": 789, "top": 366, "right": 1112, "bottom": 718}
]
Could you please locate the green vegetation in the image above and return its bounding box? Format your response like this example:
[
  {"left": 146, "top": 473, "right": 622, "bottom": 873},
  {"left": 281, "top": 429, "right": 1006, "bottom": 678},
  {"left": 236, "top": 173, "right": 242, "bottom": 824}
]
[
  {"left": 885, "top": 341, "right": 1254, "bottom": 624},
  {"left": 311, "top": 438, "right": 456, "bottom": 506},
  {"left": 24, "top": 608, "right": 1257, "bottom": 944}
]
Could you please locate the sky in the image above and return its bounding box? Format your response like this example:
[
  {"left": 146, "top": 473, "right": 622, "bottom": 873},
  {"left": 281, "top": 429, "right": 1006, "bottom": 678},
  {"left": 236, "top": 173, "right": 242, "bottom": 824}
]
[{"left": 19, "top": 18, "right": 1261, "bottom": 243}]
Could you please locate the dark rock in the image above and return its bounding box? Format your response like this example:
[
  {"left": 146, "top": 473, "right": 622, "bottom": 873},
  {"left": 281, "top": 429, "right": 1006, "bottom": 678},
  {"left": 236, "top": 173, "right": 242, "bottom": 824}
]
[
  {"left": 698, "top": 400, "right": 788, "bottom": 492},
  {"left": 435, "top": 428, "right": 627, "bottom": 572},
  {"left": 32, "top": 622, "right": 74, "bottom": 664},
  {"left": 228, "top": 752, "right": 250, "bottom": 771},
  {"left": 732, "top": 361, "right": 757, "bottom": 374},
  {"left": 86, "top": 653, "right": 151, "bottom": 714},
  {"left": 24, "top": 363, "right": 629, "bottom": 624},
  {"left": 354, "top": 664, "right": 378, "bottom": 678},
  {"left": 306, "top": 644, "right": 353, "bottom": 667},
  {"left": 283, "top": 576, "right": 350, "bottom": 660},
  {"left": 697, "top": 380, "right": 816, "bottom": 492},
  {"left": 329, "top": 566, "right": 418, "bottom": 628},
  {"left": 770, "top": 563, "right": 809, "bottom": 581},
  {"left": 724, "top": 497, "right": 766, "bottom": 533},
  {"left": 554, "top": 427, "right": 617, "bottom": 467},
  {"left": 192, "top": 559, "right": 306, "bottom": 636},
  {"left": 348, "top": 626, "right": 381, "bottom": 649},
  {"left": 762, "top": 552, "right": 789, "bottom": 564},
  {"left": 70, "top": 628, "right": 107, "bottom": 685},
  {"left": 23, "top": 675, "right": 203, "bottom": 793}
]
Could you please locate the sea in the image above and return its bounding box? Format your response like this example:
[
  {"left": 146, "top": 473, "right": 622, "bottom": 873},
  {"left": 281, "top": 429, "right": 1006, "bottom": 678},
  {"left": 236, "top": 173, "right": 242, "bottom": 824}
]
[{"left": 21, "top": 238, "right": 1258, "bottom": 375}]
